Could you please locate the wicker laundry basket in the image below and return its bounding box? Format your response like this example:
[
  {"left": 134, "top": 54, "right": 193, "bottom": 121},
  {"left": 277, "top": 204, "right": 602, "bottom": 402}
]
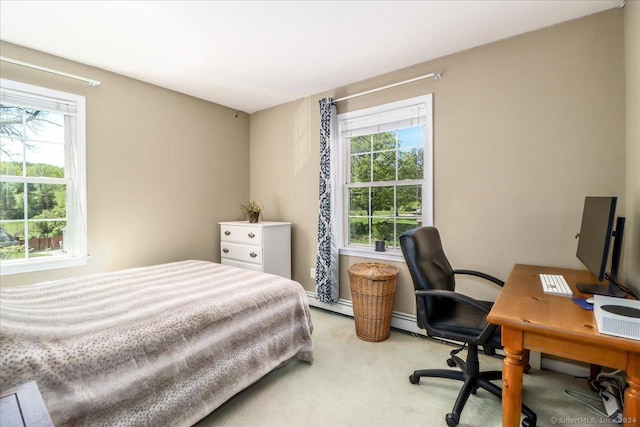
[{"left": 348, "top": 262, "right": 399, "bottom": 342}]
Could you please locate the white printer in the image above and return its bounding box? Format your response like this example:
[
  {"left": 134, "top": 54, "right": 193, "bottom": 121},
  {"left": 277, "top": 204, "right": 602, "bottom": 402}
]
[{"left": 594, "top": 295, "right": 640, "bottom": 341}]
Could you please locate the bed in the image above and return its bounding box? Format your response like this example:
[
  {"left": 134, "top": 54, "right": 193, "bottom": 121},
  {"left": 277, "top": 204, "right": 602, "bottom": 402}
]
[{"left": 0, "top": 260, "right": 314, "bottom": 426}]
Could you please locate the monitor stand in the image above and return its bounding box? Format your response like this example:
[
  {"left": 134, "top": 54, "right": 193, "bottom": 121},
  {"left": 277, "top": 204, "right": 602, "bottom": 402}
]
[{"left": 577, "top": 283, "right": 626, "bottom": 298}]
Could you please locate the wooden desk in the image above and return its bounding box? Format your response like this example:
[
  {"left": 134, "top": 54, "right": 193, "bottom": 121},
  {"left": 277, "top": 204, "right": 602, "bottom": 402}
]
[{"left": 487, "top": 264, "right": 640, "bottom": 427}]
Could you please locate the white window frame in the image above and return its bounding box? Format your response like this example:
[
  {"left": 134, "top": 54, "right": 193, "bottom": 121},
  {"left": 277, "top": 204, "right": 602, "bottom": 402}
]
[
  {"left": 337, "top": 94, "right": 433, "bottom": 262},
  {"left": 0, "top": 79, "right": 88, "bottom": 275}
]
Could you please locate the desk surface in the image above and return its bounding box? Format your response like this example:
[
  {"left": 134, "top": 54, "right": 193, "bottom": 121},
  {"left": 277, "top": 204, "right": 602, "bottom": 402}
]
[
  {"left": 488, "top": 264, "right": 640, "bottom": 355},
  {"left": 488, "top": 264, "right": 640, "bottom": 427}
]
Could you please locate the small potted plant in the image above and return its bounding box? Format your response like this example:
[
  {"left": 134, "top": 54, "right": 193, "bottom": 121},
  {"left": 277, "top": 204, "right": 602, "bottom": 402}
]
[{"left": 240, "top": 201, "right": 262, "bottom": 223}]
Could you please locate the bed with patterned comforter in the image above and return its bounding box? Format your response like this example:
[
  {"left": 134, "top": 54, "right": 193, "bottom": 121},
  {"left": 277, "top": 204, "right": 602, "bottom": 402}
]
[{"left": 0, "top": 260, "right": 314, "bottom": 426}]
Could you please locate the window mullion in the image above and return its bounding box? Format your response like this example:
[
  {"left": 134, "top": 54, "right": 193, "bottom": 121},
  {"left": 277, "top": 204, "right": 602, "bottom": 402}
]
[
  {"left": 347, "top": 179, "right": 422, "bottom": 188},
  {"left": 368, "top": 186, "right": 372, "bottom": 246},
  {"left": 395, "top": 130, "right": 399, "bottom": 182},
  {"left": 0, "top": 175, "right": 67, "bottom": 185},
  {"left": 369, "top": 135, "right": 373, "bottom": 247},
  {"left": 394, "top": 186, "right": 398, "bottom": 248},
  {"left": 22, "top": 181, "right": 29, "bottom": 258},
  {"left": 20, "top": 111, "right": 29, "bottom": 258}
]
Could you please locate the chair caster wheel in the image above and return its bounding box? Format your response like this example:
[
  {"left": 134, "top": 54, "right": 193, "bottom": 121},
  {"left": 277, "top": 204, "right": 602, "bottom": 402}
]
[
  {"left": 522, "top": 417, "right": 536, "bottom": 427},
  {"left": 409, "top": 374, "right": 420, "bottom": 384},
  {"left": 446, "top": 358, "right": 456, "bottom": 367},
  {"left": 445, "top": 413, "right": 459, "bottom": 427}
]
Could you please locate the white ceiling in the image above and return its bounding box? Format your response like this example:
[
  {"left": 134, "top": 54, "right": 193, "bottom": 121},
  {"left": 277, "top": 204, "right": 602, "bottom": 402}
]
[{"left": 0, "top": 1, "right": 623, "bottom": 114}]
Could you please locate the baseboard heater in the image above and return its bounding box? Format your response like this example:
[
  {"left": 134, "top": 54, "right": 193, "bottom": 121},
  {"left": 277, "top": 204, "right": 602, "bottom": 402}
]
[
  {"left": 305, "top": 291, "right": 590, "bottom": 377},
  {"left": 306, "top": 291, "right": 425, "bottom": 335}
]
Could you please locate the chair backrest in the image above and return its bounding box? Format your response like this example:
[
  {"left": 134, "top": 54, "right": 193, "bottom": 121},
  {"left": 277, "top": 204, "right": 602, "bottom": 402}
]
[{"left": 399, "top": 226, "right": 455, "bottom": 326}]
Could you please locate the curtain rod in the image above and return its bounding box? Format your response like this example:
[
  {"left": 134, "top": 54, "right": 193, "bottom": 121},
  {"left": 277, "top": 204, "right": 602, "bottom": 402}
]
[
  {"left": 0, "top": 56, "right": 101, "bottom": 87},
  {"left": 334, "top": 72, "right": 441, "bottom": 102}
]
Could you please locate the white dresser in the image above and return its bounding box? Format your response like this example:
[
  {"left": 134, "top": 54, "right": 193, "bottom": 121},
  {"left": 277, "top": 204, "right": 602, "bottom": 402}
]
[{"left": 219, "top": 221, "right": 291, "bottom": 279}]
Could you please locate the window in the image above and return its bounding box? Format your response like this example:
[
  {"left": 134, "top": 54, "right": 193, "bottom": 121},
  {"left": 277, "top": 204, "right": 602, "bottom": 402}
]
[
  {"left": 0, "top": 79, "right": 88, "bottom": 275},
  {"left": 338, "top": 95, "right": 432, "bottom": 260}
]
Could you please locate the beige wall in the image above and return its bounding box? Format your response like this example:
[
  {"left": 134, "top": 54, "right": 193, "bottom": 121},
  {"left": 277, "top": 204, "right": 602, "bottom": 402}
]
[
  {"left": 250, "top": 8, "right": 629, "bottom": 315},
  {"left": 2, "top": 7, "right": 634, "bottom": 302},
  {"left": 625, "top": 1, "right": 640, "bottom": 290},
  {"left": 1, "top": 42, "right": 250, "bottom": 287}
]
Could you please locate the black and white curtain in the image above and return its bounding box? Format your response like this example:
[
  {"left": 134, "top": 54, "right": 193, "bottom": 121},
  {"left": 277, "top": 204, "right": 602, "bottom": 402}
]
[{"left": 315, "top": 98, "right": 339, "bottom": 303}]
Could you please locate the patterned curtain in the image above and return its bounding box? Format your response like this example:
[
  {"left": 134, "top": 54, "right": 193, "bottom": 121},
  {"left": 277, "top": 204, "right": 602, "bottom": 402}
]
[{"left": 315, "top": 97, "right": 339, "bottom": 303}]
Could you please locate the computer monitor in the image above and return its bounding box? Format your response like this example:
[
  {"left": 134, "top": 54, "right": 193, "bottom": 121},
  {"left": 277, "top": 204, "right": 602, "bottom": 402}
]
[{"left": 575, "top": 196, "right": 626, "bottom": 297}]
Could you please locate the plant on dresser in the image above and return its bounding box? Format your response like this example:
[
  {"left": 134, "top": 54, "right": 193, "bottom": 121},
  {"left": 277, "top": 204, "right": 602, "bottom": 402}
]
[
  {"left": 239, "top": 201, "right": 262, "bottom": 223},
  {"left": 219, "top": 221, "right": 291, "bottom": 278}
]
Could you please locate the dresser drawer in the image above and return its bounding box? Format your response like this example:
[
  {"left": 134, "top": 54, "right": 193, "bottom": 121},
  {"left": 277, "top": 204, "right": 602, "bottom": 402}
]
[
  {"left": 220, "top": 224, "right": 262, "bottom": 245},
  {"left": 221, "top": 242, "right": 263, "bottom": 265},
  {"left": 221, "top": 258, "right": 263, "bottom": 272}
]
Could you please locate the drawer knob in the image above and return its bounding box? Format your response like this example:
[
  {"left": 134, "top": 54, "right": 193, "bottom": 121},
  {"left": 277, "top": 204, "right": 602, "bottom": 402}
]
[
  {"left": 224, "top": 230, "right": 231, "bottom": 236},
  {"left": 250, "top": 252, "right": 257, "bottom": 258},
  {"left": 223, "top": 248, "right": 229, "bottom": 254},
  {"left": 248, "top": 232, "right": 255, "bottom": 238}
]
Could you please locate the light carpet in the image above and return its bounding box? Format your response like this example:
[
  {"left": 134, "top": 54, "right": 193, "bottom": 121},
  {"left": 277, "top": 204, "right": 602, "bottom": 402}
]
[{"left": 195, "top": 307, "right": 605, "bottom": 427}]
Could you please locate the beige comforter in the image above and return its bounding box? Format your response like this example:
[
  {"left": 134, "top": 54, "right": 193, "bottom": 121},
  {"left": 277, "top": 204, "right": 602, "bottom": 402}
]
[{"left": 0, "top": 260, "right": 314, "bottom": 426}]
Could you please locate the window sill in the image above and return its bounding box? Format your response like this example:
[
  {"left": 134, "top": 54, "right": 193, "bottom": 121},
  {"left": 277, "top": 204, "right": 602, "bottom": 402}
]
[
  {"left": 339, "top": 247, "right": 406, "bottom": 263},
  {"left": 0, "top": 256, "right": 89, "bottom": 276}
]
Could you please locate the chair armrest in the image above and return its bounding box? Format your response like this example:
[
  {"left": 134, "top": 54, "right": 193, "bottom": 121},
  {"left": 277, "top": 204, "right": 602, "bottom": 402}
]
[
  {"left": 453, "top": 269, "right": 504, "bottom": 287},
  {"left": 415, "top": 289, "right": 491, "bottom": 314}
]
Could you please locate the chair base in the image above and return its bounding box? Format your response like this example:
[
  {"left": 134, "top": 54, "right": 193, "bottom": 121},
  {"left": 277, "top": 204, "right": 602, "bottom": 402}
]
[{"left": 409, "top": 346, "right": 536, "bottom": 427}]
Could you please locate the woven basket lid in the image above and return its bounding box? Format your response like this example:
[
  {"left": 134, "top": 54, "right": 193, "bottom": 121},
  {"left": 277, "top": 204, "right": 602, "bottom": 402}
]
[{"left": 347, "top": 262, "right": 399, "bottom": 279}]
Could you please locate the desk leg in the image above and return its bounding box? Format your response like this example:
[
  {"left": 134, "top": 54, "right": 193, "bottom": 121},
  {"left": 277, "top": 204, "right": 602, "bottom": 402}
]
[
  {"left": 502, "top": 327, "right": 524, "bottom": 427},
  {"left": 625, "top": 355, "right": 640, "bottom": 426}
]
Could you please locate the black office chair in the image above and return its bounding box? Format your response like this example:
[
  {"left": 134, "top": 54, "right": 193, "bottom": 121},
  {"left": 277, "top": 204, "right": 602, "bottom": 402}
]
[{"left": 399, "top": 226, "right": 536, "bottom": 427}]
